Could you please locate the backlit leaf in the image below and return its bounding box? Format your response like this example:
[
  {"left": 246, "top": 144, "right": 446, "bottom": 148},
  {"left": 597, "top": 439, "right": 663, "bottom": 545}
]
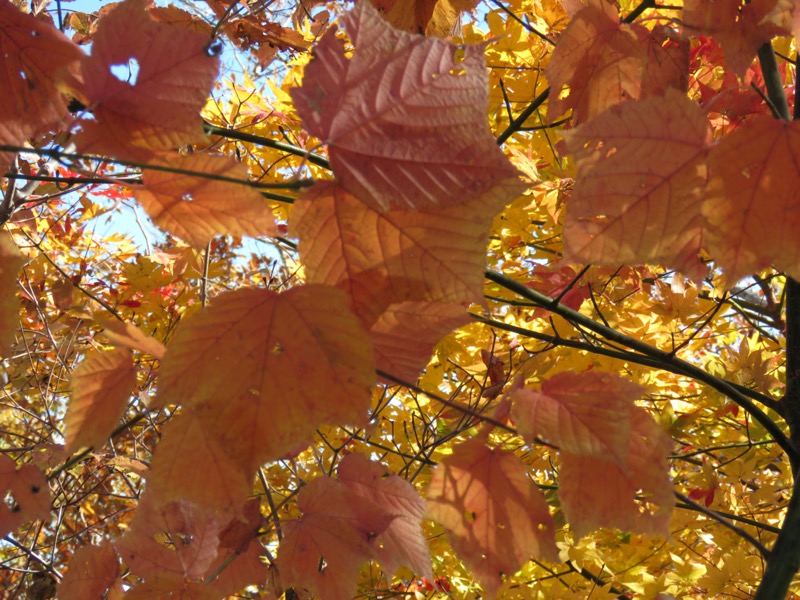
[
  {"left": 134, "top": 154, "right": 277, "bottom": 248},
  {"left": 0, "top": 232, "right": 23, "bottom": 357},
  {"left": 558, "top": 407, "right": 674, "bottom": 538},
  {"left": 291, "top": 181, "right": 520, "bottom": 325},
  {"left": 57, "top": 541, "right": 120, "bottom": 600},
  {"left": 512, "top": 370, "right": 644, "bottom": 467},
  {"left": 546, "top": 0, "right": 646, "bottom": 124},
  {"left": 74, "top": 0, "right": 219, "bottom": 161},
  {"left": 338, "top": 453, "right": 432, "bottom": 579},
  {"left": 0, "top": 455, "right": 51, "bottom": 538},
  {"left": 563, "top": 90, "right": 711, "bottom": 280},
  {"left": 64, "top": 348, "right": 136, "bottom": 455},
  {"left": 292, "top": 1, "right": 521, "bottom": 211},
  {"left": 277, "top": 477, "right": 395, "bottom": 600},
  {"left": 95, "top": 315, "right": 167, "bottom": 359},
  {"left": 704, "top": 117, "right": 800, "bottom": 282},
  {"left": 0, "top": 0, "right": 83, "bottom": 167},
  {"left": 426, "top": 438, "right": 558, "bottom": 597},
  {"left": 155, "top": 285, "right": 375, "bottom": 464}
]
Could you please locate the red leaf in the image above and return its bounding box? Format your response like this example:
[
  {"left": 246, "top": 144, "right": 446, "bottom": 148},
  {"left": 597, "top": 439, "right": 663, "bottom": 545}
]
[
  {"left": 426, "top": 439, "right": 558, "bottom": 597},
  {"left": 338, "top": 453, "right": 432, "bottom": 579},
  {"left": 558, "top": 407, "right": 674, "bottom": 538},
  {"left": 0, "top": 232, "right": 24, "bottom": 357},
  {"left": 57, "top": 541, "right": 120, "bottom": 600},
  {"left": 0, "top": 455, "right": 51, "bottom": 538},
  {"left": 0, "top": 0, "right": 83, "bottom": 168},
  {"left": 563, "top": 90, "right": 711, "bottom": 280},
  {"left": 134, "top": 154, "right": 277, "bottom": 248},
  {"left": 74, "top": 0, "right": 219, "bottom": 161},
  {"left": 292, "top": 2, "right": 521, "bottom": 211},
  {"left": 64, "top": 348, "right": 136, "bottom": 455},
  {"left": 277, "top": 477, "right": 395, "bottom": 600},
  {"left": 704, "top": 117, "right": 800, "bottom": 282}
]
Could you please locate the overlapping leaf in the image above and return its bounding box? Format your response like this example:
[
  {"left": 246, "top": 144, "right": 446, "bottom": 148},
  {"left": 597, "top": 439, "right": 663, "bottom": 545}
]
[
  {"left": 291, "top": 181, "right": 520, "bottom": 325},
  {"left": 74, "top": 0, "right": 219, "bottom": 161},
  {"left": 277, "top": 477, "right": 395, "bottom": 600},
  {"left": 155, "top": 285, "right": 375, "bottom": 464},
  {"left": 95, "top": 316, "right": 167, "bottom": 359},
  {"left": 512, "top": 370, "right": 644, "bottom": 466},
  {"left": 563, "top": 90, "right": 712, "bottom": 280},
  {"left": 558, "top": 407, "right": 674, "bottom": 538},
  {"left": 57, "top": 541, "right": 120, "bottom": 600},
  {"left": 0, "top": 455, "right": 51, "bottom": 538},
  {"left": 546, "top": 0, "right": 646, "bottom": 124},
  {"left": 683, "top": 0, "right": 789, "bottom": 77},
  {"left": 338, "top": 453, "right": 432, "bottom": 579},
  {"left": 704, "top": 117, "right": 800, "bottom": 282},
  {"left": 292, "top": 1, "right": 521, "bottom": 211},
  {"left": 426, "top": 438, "right": 558, "bottom": 597},
  {"left": 134, "top": 154, "right": 277, "bottom": 248},
  {"left": 64, "top": 348, "right": 136, "bottom": 455},
  {"left": 371, "top": 301, "right": 469, "bottom": 381},
  {"left": 0, "top": 232, "right": 23, "bottom": 357},
  {"left": 0, "top": 0, "right": 83, "bottom": 167}
]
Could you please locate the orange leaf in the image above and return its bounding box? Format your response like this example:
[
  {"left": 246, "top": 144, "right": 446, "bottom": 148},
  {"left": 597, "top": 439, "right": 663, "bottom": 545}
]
[
  {"left": 338, "top": 453, "right": 432, "bottom": 579},
  {"left": 64, "top": 348, "right": 136, "bottom": 455},
  {"left": 512, "top": 371, "right": 644, "bottom": 467},
  {"left": 291, "top": 181, "right": 519, "bottom": 325},
  {"left": 277, "top": 477, "right": 395, "bottom": 600},
  {"left": 145, "top": 412, "right": 252, "bottom": 515},
  {"left": 155, "top": 285, "right": 375, "bottom": 465},
  {"left": 0, "top": 232, "right": 24, "bottom": 357},
  {"left": 74, "top": 0, "right": 219, "bottom": 162},
  {"left": 116, "top": 499, "right": 224, "bottom": 581},
  {"left": 0, "top": 0, "right": 83, "bottom": 166},
  {"left": 95, "top": 316, "right": 166, "bottom": 359},
  {"left": 563, "top": 90, "right": 711, "bottom": 280},
  {"left": 704, "top": 117, "right": 800, "bottom": 282},
  {"left": 558, "top": 407, "right": 674, "bottom": 538},
  {"left": 426, "top": 439, "right": 558, "bottom": 597},
  {"left": 546, "top": 0, "right": 646, "bottom": 124},
  {"left": 683, "top": 0, "right": 788, "bottom": 77},
  {"left": 372, "top": 0, "right": 467, "bottom": 37},
  {"left": 291, "top": 2, "right": 521, "bottom": 211},
  {"left": 0, "top": 455, "right": 51, "bottom": 537},
  {"left": 134, "top": 154, "right": 277, "bottom": 248},
  {"left": 371, "top": 302, "right": 469, "bottom": 382},
  {"left": 57, "top": 541, "right": 120, "bottom": 600}
]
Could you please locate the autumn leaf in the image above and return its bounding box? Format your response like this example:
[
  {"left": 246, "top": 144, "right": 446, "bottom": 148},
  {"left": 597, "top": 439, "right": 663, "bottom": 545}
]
[
  {"left": 134, "top": 154, "right": 277, "bottom": 248},
  {"left": 0, "top": 232, "right": 24, "bottom": 356},
  {"left": 0, "top": 0, "right": 83, "bottom": 167},
  {"left": 563, "top": 90, "right": 712, "bottom": 280},
  {"left": 372, "top": 0, "right": 469, "bottom": 37},
  {"left": 73, "top": 0, "right": 219, "bottom": 161},
  {"left": 57, "top": 541, "right": 120, "bottom": 600},
  {"left": 0, "top": 455, "right": 51, "bottom": 538},
  {"left": 145, "top": 411, "right": 253, "bottom": 514},
  {"left": 371, "top": 301, "right": 470, "bottom": 382},
  {"left": 546, "top": 0, "right": 646, "bottom": 124},
  {"left": 704, "top": 117, "right": 800, "bottom": 282},
  {"left": 292, "top": 1, "right": 521, "bottom": 211},
  {"left": 64, "top": 348, "right": 136, "bottom": 456},
  {"left": 338, "top": 453, "right": 432, "bottom": 579},
  {"left": 511, "top": 370, "right": 644, "bottom": 467},
  {"left": 291, "top": 181, "right": 520, "bottom": 325},
  {"left": 683, "top": 0, "right": 789, "bottom": 77},
  {"left": 155, "top": 285, "right": 375, "bottom": 465},
  {"left": 277, "top": 477, "right": 395, "bottom": 600},
  {"left": 95, "top": 315, "right": 167, "bottom": 359},
  {"left": 558, "top": 406, "right": 674, "bottom": 538},
  {"left": 116, "top": 498, "right": 224, "bottom": 581},
  {"left": 426, "top": 438, "right": 558, "bottom": 597}
]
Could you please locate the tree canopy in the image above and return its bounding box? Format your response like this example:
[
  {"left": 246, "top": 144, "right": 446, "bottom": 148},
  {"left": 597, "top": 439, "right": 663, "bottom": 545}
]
[{"left": 2, "top": 0, "right": 800, "bottom": 598}]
